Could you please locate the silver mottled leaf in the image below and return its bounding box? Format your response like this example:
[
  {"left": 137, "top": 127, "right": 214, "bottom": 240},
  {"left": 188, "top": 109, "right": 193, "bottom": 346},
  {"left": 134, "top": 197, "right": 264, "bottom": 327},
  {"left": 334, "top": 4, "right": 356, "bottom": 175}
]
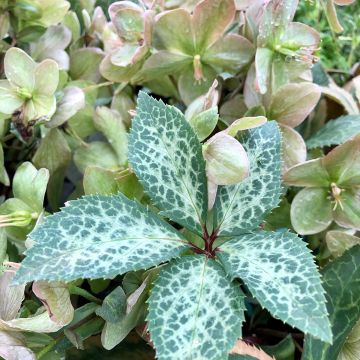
[
  {"left": 148, "top": 255, "right": 245, "bottom": 360},
  {"left": 129, "top": 92, "right": 207, "bottom": 235},
  {"left": 13, "top": 194, "right": 189, "bottom": 284}
]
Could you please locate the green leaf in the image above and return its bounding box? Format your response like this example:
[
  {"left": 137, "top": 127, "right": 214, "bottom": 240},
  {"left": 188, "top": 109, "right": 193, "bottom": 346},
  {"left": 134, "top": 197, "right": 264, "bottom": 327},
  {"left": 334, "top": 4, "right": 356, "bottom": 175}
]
[
  {"left": 32, "top": 128, "right": 71, "bottom": 210},
  {"left": 12, "top": 194, "right": 189, "bottom": 284},
  {"left": 307, "top": 116, "right": 360, "bottom": 149},
  {"left": 70, "top": 48, "right": 104, "bottom": 83},
  {"left": 96, "top": 286, "right": 126, "bottom": 323},
  {"left": 94, "top": 107, "right": 128, "bottom": 166},
  {"left": 101, "top": 274, "right": 153, "bottom": 350},
  {"left": 214, "top": 121, "right": 282, "bottom": 236},
  {"left": 12, "top": 162, "right": 49, "bottom": 213},
  {"left": 129, "top": 92, "right": 207, "bottom": 235},
  {"left": 261, "top": 335, "right": 295, "bottom": 360},
  {"left": 74, "top": 142, "right": 119, "bottom": 173},
  {"left": 148, "top": 255, "right": 245, "bottom": 360},
  {"left": 188, "top": 106, "right": 219, "bottom": 141},
  {"left": 83, "top": 166, "right": 143, "bottom": 200},
  {"left": 218, "top": 230, "right": 332, "bottom": 343},
  {"left": 290, "top": 187, "right": 333, "bottom": 235},
  {"left": 303, "top": 246, "right": 360, "bottom": 359}
]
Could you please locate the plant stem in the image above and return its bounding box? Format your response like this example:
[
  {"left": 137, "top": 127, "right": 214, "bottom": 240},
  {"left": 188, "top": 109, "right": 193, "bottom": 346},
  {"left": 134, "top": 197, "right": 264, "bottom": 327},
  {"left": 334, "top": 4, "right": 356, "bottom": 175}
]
[
  {"left": 83, "top": 81, "right": 114, "bottom": 92},
  {"left": 36, "top": 336, "right": 63, "bottom": 359},
  {"left": 68, "top": 285, "right": 102, "bottom": 305}
]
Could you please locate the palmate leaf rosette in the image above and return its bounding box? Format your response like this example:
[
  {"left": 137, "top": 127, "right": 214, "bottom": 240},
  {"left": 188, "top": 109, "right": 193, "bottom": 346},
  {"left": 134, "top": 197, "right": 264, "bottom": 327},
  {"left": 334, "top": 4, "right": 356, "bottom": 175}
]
[{"left": 12, "top": 93, "right": 332, "bottom": 359}]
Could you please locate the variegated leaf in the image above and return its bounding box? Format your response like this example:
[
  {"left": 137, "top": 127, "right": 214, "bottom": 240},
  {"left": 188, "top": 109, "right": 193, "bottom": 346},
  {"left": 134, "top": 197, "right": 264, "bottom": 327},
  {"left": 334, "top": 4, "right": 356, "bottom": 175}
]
[
  {"left": 148, "top": 255, "right": 245, "bottom": 360},
  {"left": 303, "top": 245, "right": 360, "bottom": 360},
  {"left": 13, "top": 194, "right": 189, "bottom": 284},
  {"left": 214, "top": 121, "right": 282, "bottom": 236},
  {"left": 218, "top": 231, "right": 332, "bottom": 343},
  {"left": 307, "top": 115, "right": 360, "bottom": 149},
  {"left": 129, "top": 92, "right": 207, "bottom": 235}
]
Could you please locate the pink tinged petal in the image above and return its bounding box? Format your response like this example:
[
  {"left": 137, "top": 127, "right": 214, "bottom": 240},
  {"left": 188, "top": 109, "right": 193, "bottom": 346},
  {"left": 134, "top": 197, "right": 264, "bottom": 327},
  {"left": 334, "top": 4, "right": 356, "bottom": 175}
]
[
  {"left": 203, "top": 33, "right": 255, "bottom": 74},
  {"left": 283, "top": 158, "right": 331, "bottom": 187},
  {"left": 268, "top": 82, "right": 321, "bottom": 128},
  {"left": 192, "top": 0, "right": 236, "bottom": 52},
  {"left": 323, "top": 134, "right": 360, "bottom": 187},
  {"left": 255, "top": 47, "right": 273, "bottom": 94},
  {"left": 326, "top": 230, "right": 360, "bottom": 258},
  {"left": 207, "top": 180, "right": 218, "bottom": 210},
  {"left": 139, "top": 51, "right": 191, "bottom": 81},
  {"left": 0, "top": 271, "right": 25, "bottom": 321},
  {"left": 153, "top": 9, "right": 194, "bottom": 54},
  {"left": 333, "top": 190, "right": 360, "bottom": 231},
  {"left": 0, "top": 331, "right": 36, "bottom": 360},
  {"left": 280, "top": 125, "right": 307, "bottom": 173},
  {"left": 203, "top": 133, "right": 250, "bottom": 186}
]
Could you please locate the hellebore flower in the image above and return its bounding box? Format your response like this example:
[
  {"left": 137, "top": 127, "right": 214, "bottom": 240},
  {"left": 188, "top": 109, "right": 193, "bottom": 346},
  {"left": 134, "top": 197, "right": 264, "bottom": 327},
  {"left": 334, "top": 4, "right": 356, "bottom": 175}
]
[
  {"left": 0, "top": 48, "right": 59, "bottom": 123},
  {"left": 284, "top": 134, "right": 360, "bottom": 234}
]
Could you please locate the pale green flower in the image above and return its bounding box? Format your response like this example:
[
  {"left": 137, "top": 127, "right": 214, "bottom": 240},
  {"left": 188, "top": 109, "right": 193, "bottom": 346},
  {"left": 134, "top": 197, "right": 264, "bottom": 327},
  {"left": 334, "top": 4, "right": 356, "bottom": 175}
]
[{"left": 0, "top": 47, "right": 59, "bottom": 121}]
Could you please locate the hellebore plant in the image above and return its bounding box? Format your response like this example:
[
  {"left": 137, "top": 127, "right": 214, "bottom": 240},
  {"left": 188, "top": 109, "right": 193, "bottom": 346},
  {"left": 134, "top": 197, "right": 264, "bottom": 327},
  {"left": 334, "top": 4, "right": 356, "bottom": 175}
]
[
  {"left": 12, "top": 93, "right": 332, "bottom": 360},
  {"left": 1, "top": 0, "right": 360, "bottom": 359},
  {"left": 284, "top": 134, "right": 360, "bottom": 235}
]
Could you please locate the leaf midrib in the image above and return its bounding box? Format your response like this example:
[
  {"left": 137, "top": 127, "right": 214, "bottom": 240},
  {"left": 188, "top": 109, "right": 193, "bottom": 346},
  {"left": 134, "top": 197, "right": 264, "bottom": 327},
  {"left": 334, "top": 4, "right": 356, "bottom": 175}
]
[
  {"left": 27, "top": 236, "right": 188, "bottom": 265},
  {"left": 188, "top": 257, "right": 208, "bottom": 356},
  {"left": 154, "top": 119, "right": 204, "bottom": 229}
]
